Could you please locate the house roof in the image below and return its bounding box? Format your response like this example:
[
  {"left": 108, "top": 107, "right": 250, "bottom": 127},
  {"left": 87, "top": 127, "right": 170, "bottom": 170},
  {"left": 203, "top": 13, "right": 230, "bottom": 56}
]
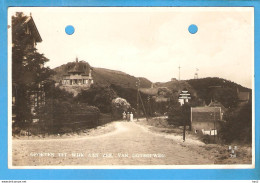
[
  {"left": 24, "top": 16, "right": 42, "bottom": 42},
  {"left": 192, "top": 107, "right": 221, "bottom": 113},
  {"left": 66, "top": 60, "right": 93, "bottom": 75},
  {"left": 208, "top": 101, "right": 226, "bottom": 112}
]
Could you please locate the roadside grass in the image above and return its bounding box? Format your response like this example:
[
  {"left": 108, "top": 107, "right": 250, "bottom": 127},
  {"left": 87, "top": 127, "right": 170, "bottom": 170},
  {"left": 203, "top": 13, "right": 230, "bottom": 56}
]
[{"left": 138, "top": 117, "right": 252, "bottom": 165}]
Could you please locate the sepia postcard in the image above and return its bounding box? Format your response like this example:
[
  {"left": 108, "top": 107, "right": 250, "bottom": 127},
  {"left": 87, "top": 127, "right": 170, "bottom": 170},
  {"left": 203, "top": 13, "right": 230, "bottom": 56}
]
[{"left": 8, "top": 7, "right": 255, "bottom": 169}]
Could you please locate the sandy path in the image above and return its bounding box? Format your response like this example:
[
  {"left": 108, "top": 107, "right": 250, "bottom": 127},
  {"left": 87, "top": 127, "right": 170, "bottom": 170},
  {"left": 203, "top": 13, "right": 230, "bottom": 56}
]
[{"left": 12, "top": 121, "right": 213, "bottom": 166}]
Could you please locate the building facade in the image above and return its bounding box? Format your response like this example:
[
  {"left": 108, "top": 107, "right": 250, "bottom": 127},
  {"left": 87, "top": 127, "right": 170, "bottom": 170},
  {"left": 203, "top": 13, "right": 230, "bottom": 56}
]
[
  {"left": 12, "top": 13, "right": 45, "bottom": 124},
  {"left": 191, "top": 106, "right": 222, "bottom": 135},
  {"left": 61, "top": 58, "right": 93, "bottom": 87}
]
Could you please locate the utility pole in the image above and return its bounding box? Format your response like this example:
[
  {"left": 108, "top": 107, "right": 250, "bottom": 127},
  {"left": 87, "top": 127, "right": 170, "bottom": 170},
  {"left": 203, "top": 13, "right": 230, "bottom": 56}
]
[
  {"left": 213, "top": 101, "right": 216, "bottom": 142},
  {"left": 178, "top": 65, "right": 181, "bottom": 81},
  {"left": 136, "top": 78, "right": 140, "bottom": 121},
  {"left": 138, "top": 91, "right": 148, "bottom": 121},
  {"left": 183, "top": 100, "right": 187, "bottom": 142}
]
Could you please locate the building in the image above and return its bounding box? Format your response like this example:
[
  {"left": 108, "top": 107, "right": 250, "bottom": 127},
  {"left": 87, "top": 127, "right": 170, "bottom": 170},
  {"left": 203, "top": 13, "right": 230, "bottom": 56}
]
[
  {"left": 178, "top": 88, "right": 191, "bottom": 106},
  {"left": 237, "top": 87, "right": 250, "bottom": 105},
  {"left": 61, "top": 58, "right": 93, "bottom": 87},
  {"left": 191, "top": 106, "right": 222, "bottom": 135},
  {"left": 12, "top": 13, "right": 45, "bottom": 124}
]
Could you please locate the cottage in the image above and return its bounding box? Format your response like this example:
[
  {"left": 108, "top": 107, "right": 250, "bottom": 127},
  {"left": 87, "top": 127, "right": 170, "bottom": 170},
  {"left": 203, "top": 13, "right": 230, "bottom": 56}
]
[{"left": 191, "top": 106, "right": 222, "bottom": 135}]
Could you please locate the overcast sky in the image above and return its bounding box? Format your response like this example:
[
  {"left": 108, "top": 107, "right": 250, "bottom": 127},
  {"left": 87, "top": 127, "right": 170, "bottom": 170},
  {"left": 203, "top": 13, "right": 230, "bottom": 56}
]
[{"left": 9, "top": 7, "right": 254, "bottom": 88}]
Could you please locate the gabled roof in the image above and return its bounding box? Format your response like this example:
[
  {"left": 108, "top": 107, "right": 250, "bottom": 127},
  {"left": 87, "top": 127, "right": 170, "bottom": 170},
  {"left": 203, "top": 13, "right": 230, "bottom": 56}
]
[
  {"left": 66, "top": 60, "right": 93, "bottom": 75},
  {"left": 208, "top": 101, "right": 226, "bottom": 112},
  {"left": 24, "top": 16, "right": 42, "bottom": 42}
]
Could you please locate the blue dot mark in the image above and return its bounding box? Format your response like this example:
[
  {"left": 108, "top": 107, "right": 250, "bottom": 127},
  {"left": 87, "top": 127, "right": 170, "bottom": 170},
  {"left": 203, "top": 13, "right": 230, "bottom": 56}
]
[
  {"left": 188, "top": 24, "right": 198, "bottom": 34},
  {"left": 65, "top": 25, "right": 75, "bottom": 35}
]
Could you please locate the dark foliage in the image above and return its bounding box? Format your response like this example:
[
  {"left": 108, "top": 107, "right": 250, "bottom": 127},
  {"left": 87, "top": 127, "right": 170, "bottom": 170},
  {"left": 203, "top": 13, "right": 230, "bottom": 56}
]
[
  {"left": 76, "top": 84, "right": 117, "bottom": 113},
  {"left": 110, "top": 84, "right": 155, "bottom": 116},
  {"left": 219, "top": 101, "right": 252, "bottom": 143},
  {"left": 110, "top": 84, "right": 138, "bottom": 108},
  {"left": 167, "top": 90, "right": 191, "bottom": 127},
  {"left": 167, "top": 102, "right": 191, "bottom": 127},
  {"left": 187, "top": 77, "right": 250, "bottom": 108},
  {"left": 39, "top": 99, "right": 100, "bottom": 133},
  {"left": 44, "top": 80, "right": 74, "bottom": 102},
  {"left": 12, "top": 12, "right": 53, "bottom": 127}
]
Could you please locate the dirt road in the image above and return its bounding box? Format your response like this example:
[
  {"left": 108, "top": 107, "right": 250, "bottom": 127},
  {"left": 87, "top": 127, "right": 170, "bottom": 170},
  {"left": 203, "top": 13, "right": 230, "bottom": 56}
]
[{"left": 12, "top": 121, "right": 213, "bottom": 166}]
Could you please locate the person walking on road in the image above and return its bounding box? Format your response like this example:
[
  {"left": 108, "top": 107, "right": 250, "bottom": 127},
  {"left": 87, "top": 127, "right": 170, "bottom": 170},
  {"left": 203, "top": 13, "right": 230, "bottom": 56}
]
[
  {"left": 122, "top": 111, "right": 126, "bottom": 121},
  {"left": 127, "top": 112, "right": 130, "bottom": 122},
  {"left": 130, "top": 112, "right": 133, "bottom": 122}
]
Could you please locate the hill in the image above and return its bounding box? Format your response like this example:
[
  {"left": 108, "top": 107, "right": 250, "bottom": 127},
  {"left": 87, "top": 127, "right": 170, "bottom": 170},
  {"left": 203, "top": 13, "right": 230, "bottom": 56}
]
[
  {"left": 52, "top": 62, "right": 251, "bottom": 108},
  {"left": 187, "top": 77, "right": 251, "bottom": 92},
  {"left": 153, "top": 80, "right": 198, "bottom": 97},
  {"left": 52, "top": 62, "right": 152, "bottom": 89},
  {"left": 186, "top": 77, "right": 251, "bottom": 107},
  {"left": 92, "top": 68, "right": 152, "bottom": 88}
]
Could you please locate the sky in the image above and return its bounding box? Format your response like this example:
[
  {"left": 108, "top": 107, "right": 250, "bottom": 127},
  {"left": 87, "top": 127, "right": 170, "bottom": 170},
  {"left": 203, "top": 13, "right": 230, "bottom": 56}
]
[{"left": 9, "top": 7, "right": 254, "bottom": 88}]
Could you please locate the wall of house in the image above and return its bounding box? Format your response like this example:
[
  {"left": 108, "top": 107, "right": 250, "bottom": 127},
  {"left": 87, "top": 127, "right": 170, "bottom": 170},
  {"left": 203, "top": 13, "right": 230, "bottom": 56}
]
[{"left": 191, "top": 121, "right": 221, "bottom": 131}]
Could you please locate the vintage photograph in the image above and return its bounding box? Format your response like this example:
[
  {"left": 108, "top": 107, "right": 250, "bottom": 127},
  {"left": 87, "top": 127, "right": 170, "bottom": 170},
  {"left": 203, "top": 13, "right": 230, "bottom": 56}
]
[{"left": 8, "top": 7, "right": 254, "bottom": 168}]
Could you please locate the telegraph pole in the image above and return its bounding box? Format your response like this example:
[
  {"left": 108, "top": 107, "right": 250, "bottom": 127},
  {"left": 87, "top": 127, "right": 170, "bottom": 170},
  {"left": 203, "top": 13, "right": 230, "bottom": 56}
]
[
  {"left": 178, "top": 65, "right": 181, "bottom": 81},
  {"left": 213, "top": 101, "right": 216, "bottom": 142},
  {"left": 136, "top": 78, "right": 140, "bottom": 121}
]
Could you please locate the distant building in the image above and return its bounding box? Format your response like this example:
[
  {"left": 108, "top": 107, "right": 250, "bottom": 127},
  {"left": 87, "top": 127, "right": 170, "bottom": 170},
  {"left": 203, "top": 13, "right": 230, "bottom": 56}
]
[
  {"left": 191, "top": 106, "right": 222, "bottom": 134},
  {"left": 237, "top": 87, "right": 250, "bottom": 105},
  {"left": 178, "top": 88, "right": 191, "bottom": 106},
  {"left": 61, "top": 57, "right": 93, "bottom": 87}
]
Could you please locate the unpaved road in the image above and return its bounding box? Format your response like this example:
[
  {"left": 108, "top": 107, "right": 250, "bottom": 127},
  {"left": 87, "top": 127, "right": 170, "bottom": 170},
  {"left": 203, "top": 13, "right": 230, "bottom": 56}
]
[{"left": 12, "top": 121, "right": 213, "bottom": 166}]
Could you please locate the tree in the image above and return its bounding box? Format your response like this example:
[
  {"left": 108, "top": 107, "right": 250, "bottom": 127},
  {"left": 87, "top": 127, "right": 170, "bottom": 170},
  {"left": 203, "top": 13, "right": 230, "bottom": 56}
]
[
  {"left": 111, "top": 97, "right": 131, "bottom": 119},
  {"left": 76, "top": 84, "right": 117, "bottom": 113},
  {"left": 168, "top": 102, "right": 191, "bottom": 127},
  {"left": 167, "top": 89, "right": 191, "bottom": 128},
  {"left": 12, "top": 12, "right": 53, "bottom": 128},
  {"left": 209, "top": 88, "right": 238, "bottom": 108},
  {"left": 219, "top": 101, "right": 252, "bottom": 143}
]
